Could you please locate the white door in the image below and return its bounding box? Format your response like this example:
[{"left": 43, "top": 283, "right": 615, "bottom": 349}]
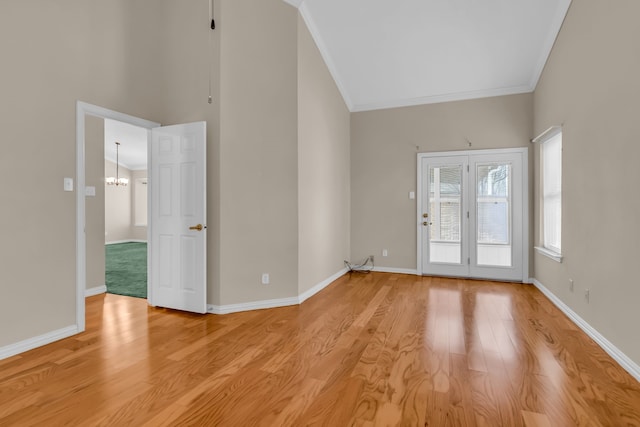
[
  {"left": 149, "top": 122, "right": 207, "bottom": 314},
  {"left": 419, "top": 148, "right": 527, "bottom": 282},
  {"left": 421, "top": 155, "right": 469, "bottom": 277},
  {"left": 469, "top": 153, "right": 524, "bottom": 281}
]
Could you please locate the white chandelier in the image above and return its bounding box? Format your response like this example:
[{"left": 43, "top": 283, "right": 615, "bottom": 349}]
[{"left": 106, "top": 142, "right": 129, "bottom": 186}]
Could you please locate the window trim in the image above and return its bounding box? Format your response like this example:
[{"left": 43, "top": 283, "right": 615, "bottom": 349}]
[
  {"left": 535, "top": 245, "right": 563, "bottom": 263},
  {"left": 532, "top": 125, "right": 562, "bottom": 144}
]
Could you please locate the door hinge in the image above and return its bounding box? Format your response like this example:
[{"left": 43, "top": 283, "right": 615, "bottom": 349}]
[
  {"left": 468, "top": 257, "right": 470, "bottom": 265},
  {"left": 467, "top": 165, "right": 470, "bottom": 172},
  {"left": 467, "top": 211, "right": 469, "bottom": 219}
]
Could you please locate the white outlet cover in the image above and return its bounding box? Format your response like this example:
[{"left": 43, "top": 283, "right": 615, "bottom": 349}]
[
  {"left": 63, "top": 177, "right": 74, "bottom": 192},
  {"left": 85, "top": 186, "right": 96, "bottom": 197},
  {"left": 409, "top": 191, "right": 415, "bottom": 200}
]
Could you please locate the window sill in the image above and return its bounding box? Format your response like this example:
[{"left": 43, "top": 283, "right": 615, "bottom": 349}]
[{"left": 535, "top": 246, "right": 563, "bottom": 263}]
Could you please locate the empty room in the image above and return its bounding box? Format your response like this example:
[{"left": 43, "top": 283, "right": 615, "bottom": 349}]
[{"left": 1, "top": 0, "right": 640, "bottom": 425}]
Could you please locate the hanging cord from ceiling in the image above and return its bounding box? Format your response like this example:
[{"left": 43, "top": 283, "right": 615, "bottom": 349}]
[{"left": 208, "top": 0, "right": 216, "bottom": 104}]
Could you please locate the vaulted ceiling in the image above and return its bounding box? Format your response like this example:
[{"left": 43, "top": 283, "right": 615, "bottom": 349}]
[
  {"left": 105, "top": 1, "right": 573, "bottom": 166},
  {"left": 286, "top": 0, "right": 572, "bottom": 112}
]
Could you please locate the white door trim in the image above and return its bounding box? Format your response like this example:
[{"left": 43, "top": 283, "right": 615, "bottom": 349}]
[
  {"left": 416, "top": 147, "right": 529, "bottom": 282},
  {"left": 75, "top": 101, "right": 160, "bottom": 332}
]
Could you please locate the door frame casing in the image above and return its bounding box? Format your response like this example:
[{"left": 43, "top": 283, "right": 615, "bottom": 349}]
[
  {"left": 76, "top": 101, "right": 160, "bottom": 332},
  {"left": 416, "top": 147, "right": 529, "bottom": 282}
]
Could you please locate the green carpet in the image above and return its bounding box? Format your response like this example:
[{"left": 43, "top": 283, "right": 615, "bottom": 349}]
[{"left": 106, "top": 242, "right": 147, "bottom": 299}]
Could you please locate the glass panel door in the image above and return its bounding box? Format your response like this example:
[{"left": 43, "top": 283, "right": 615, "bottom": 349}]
[
  {"left": 469, "top": 152, "right": 523, "bottom": 281},
  {"left": 429, "top": 165, "right": 462, "bottom": 264},
  {"left": 420, "top": 149, "right": 526, "bottom": 282},
  {"left": 421, "top": 156, "right": 469, "bottom": 277},
  {"left": 475, "top": 162, "right": 512, "bottom": 267}
]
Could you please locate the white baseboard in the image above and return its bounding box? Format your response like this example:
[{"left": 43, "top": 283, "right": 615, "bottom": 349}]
[
  {"left": 85, "top": 285, "right": 107, "bottom": 297},
  {"left": 208, "top": 297, "right": 299, "bottom": 315},
  {"left": 208, "top": 268, "right": 349, "bottom": 315},
  {"left": 372, "top": 266, "right": 419, "bottom": 275},
  {"left": 299, "top": 268, "right": 348, "bottom": 303},
  {"left": 0, "top": 325, "right": 79, "bottom": 361},
  {"left": 105, "top": 240, "right": 147, "bottom": 245},
  {"left": 531, "top": 278, "right": 640, "bottom": 383}
]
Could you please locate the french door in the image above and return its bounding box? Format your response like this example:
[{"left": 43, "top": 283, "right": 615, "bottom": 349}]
[{"left": 418, "top": 148, "right": 528, "bottom": 282}]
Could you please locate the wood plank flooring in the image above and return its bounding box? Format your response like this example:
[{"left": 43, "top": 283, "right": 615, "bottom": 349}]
[{"left": 2, "top": 273, "right": 640, "bottom": 426}]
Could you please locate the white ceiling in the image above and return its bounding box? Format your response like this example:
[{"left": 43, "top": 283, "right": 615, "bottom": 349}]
[
  {"left": 286, "top": 0, "right": 572, "bottom": 112},
  {"left": 104, "top": 119, "right": 148, "bottom": 171}
]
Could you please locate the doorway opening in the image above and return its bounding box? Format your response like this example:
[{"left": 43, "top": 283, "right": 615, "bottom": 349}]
[
  {"left": 104, "top": 119, "right": 149, "bottom": 299},
  {"left": 77, "top": 102, "right": 208, "bottom": 332},
  {"left": 76, "top": 102, "right": 160, "bottom": 332},
  {"left": 416, "top": 148, "right": 529, "bottom": 282}
]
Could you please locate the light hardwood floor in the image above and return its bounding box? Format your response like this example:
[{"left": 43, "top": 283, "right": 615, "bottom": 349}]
[{"left": 1, "top": 273, "right": 640, "bottom": 426}]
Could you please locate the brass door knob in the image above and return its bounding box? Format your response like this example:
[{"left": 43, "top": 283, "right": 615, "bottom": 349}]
[
  {"left": 422, "top": 221, "right": 432, "bottom": 226},
  {"left": 189, "top": 224, "right": 204, "bottom": 231},
  {"left": 423, "top": 213, "right": 429, "bottom": 218}
]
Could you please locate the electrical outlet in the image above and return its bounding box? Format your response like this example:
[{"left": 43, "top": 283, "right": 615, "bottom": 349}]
[
  {"left": 63, "top": 177, "right": 74, "bottom": 192},
  {"left": 569, "top": 279, "right": 574, "bottom": 292},
  {"left": 584, "top": 289, "right": 590, "bottom": 303},
  {"left": 382, "top": 249, "right": 388, "bottom": 257},
  {"left": 261, "top": 273, "right": 270, "bottom": 285}
]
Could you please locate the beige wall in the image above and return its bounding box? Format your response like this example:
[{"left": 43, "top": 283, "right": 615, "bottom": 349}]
[
  {"left": 218, "top": 0, "right": 299, "bottom": 305},
  {"left": 297, "top": 15, "right": 351, "bottom": 295},
  {"left": 128, "top": 0, "right": 222, "bottom": 305},
  {"left": 104, "top": 160, "right": 133, "bottom": 243},
  {"left": 86, "top": 117, "right": 106, "bottom": 291},
  {"left": 533, "top": 0, "right": 640, "bottom": 363},
  {"left": 351, "top": 94, "right": 534, "bottom": 271},
  {"left": 155, "top": 0, "right": 346, "bottom": 306},
  {"left": 0, "top": 0, "right": 308, "bottom": 350},
  {"left": 104, "top": 163, "right": 147, "bottom": 244},
  {"left": 0, "top": 0, "right": 308, "bottom": 351},
  {"left": 0, "top": 0, "right": 163, "bottom": 348}
]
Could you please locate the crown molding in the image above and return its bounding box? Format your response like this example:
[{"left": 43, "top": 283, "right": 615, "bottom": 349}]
[
  {"left": 528, "top": 0, "right": 573, "bottom": 91},
  {"left": 298, "top": 2, "right": 354, "bottom": 111},
  {"left": 352, "top": 85, "right": 534, "bottom": 113},
  {"left": 282, "top": 0, "right": 304, "bottom": 8},
  {"left": 290, "top": 0, "right": 568, "bottom": 113}
]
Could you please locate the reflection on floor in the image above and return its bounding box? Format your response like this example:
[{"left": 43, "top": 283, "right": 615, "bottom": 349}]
[{"left": 1, "top": 272, "right": 639, "bottom": 425}]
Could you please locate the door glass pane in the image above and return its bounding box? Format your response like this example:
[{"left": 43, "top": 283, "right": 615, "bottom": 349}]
[
  {"left": 476, "top": 163, "right": 511, "bottom": 267},
  {"left": 429, "top": 165, "right": 462, "bottom": 264}
]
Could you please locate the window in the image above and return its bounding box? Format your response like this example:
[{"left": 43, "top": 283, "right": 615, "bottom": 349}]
[
  {"left": 134, "top": 178, "right": 148, "bottom": 226},
  {"left": 535, "top": 127, "right": 562, "bottom": 261},
  {"left": 429, "top": 165, "right": 462, "bottom": 242}
]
